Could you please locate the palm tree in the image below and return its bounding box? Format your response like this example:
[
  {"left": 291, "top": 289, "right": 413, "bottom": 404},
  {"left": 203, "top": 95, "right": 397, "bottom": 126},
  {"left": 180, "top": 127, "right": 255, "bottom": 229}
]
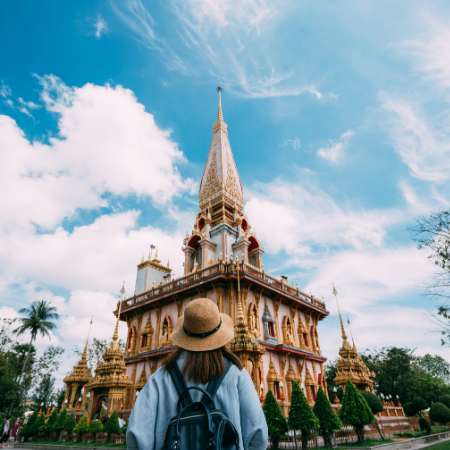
[{"left": 14, "top": 299, "right": 59, "bottom": 383}]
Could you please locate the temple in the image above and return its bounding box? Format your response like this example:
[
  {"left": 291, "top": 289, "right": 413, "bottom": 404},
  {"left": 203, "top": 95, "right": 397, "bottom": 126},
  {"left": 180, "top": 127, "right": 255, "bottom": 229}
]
[
  {"left": 117, "top": 88, "right": 329, "bottom": 415},
  {"left": 63, "top": 89, "right": 330, "bottom": 418}
]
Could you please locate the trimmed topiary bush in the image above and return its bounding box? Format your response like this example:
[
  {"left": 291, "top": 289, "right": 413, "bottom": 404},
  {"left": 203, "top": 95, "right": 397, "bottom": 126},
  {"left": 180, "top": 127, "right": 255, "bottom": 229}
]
[
  {"left": 313, "top": 386, "right": 341, "bottom": 448},
  {"left": 105, "top": 412, "right": 121, "bottom": 439},
  {"left": 339, "top": 381, "right": 374, "bottom": 443},
  {"left": 288, "top": 381, "right": 318, "bottom": 450},
  {"left": 404, "top": 397, "right": 428, "bottom": 417},
  {"left": 440, "top": 394, "right": 450, "bottom": 409},
  {"left": 429, "top": 402, "right": 450, "bottom": 425},
  {"left": 263, "top": 390, "right": 287, "bottom": 450}
]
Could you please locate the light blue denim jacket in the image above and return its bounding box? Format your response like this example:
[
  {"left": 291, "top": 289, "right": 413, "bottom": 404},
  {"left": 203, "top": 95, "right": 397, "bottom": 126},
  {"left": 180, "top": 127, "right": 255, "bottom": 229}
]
[{"left": 127, "top": 353, "right": 268, "bottom": 450}]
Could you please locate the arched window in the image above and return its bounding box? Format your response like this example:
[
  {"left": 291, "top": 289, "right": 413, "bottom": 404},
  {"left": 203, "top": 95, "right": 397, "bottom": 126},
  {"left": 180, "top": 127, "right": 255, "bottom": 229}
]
[
  {"left": 247, "top": 303, "right": 259, "bottom": 335},
  {"left": 161, "top": 316, "right": 173, "bottom": 345},
  {"left": 282, "top": 316, "right": 294, "bottom": 345}
]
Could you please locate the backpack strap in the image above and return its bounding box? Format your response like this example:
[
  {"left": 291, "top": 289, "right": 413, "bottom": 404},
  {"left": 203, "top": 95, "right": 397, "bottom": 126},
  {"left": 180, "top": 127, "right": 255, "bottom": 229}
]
[
  {"left": 204, "top": 358, "right": 232, "bottom": 401},
  {"left": 167, "top": 362, "right": 192, "bottom": 409}
]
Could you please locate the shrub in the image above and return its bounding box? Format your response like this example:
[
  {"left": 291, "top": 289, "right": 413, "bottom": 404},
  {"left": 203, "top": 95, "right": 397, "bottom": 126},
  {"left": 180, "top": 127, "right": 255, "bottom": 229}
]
[
  {"left": 429, "top": 402, "right": 450, "bottom": 425},
  {"left": 64, "top": 415, "right": 76, "bottom": 433},
  {"left": 89, "top": 419, "right": 104, "bottom": 435},
  {"left": 263, "top": 390, "right": 287, "bottom": 450},
  {"left": 440, "top": 394, "right": 450, "bottom": 409},
  {"left": 46, "top": 409, "right": 59, "bottom": 435},
  {"left": 339, "top": 381, "right": 374, "bottom": 443},
  {"left": 74, "top": 415, "right": 89, "bottom": 435},
  {"left": 54, "top": 409, "right": 67, "bottom": 433},
  {"left": 21, "top": 412, "right": 38, "bottom": 439},
  {"left": 313, "top": 386, "right": 341, "bottom": 448},
  {"left": 105, "top": 412, "right": 121, "bottom": 436},
  {"left": 361, "top": 391, "right": 383, "bottom": 415},
  {"left": 404, "top": 397, "right": 428, "bottom": 417},
  {"left": 34, "top": 414, "right": 46, "bottom": 436},
  {"left": 288, "top": 382, "right": 318, "bottom": 450},
  {"left": 419, "top": 416, "right": 432, "bottom": 434}
]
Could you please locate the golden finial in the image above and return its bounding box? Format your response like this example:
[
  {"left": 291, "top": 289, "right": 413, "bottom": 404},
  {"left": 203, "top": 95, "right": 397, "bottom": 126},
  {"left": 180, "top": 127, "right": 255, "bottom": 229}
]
[
  {"left": 213, "top": 86, "right": 226, "bottom": 131},
  {"left": 332, "top": 285, "right": 348, "bottom": 343}
]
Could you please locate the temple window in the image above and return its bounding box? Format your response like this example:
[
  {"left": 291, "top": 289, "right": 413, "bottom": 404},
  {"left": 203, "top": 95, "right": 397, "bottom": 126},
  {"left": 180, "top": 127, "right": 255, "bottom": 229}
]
[
  {"left": 187, "top": 235, "right": 202, "bottom": 272},
  {"left": 161, "top": 316, "right": 173, "bottom": 345},
  {"left": 268, "top": 322, "right": 276, "bottom": 337},
  {"left": 248, "top": 237, "right": 261, "bottom": 268},
  {"left": 282, "top": 316, "right": 294, "bottom": 345},
  {"left": 248, "top": 303, "right": 258, "bottom": 335},
  {"left": 141, "top": 334, "right": 148, "bottom": 349}
]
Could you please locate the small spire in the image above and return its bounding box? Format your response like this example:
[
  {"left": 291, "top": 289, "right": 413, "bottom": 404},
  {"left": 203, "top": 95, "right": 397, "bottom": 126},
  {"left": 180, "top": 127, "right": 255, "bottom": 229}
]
[
  {"left": 112, "top": 285, "right": 125, "bottom": 346},
  {"left": 332, "top": 285, "right": 348, "bottom": 343},
  {"left": 82, "top": 316, "right": 94, "bottom": 359},
  {"left": 213, "top": 86, "right": 226, "bottom": 132}
]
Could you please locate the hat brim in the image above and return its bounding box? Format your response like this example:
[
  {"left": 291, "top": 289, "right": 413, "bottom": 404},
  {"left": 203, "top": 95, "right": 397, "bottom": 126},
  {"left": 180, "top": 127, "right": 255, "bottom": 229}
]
[{"left": 171, "top": 313, "right": 234, "bottom": 351}]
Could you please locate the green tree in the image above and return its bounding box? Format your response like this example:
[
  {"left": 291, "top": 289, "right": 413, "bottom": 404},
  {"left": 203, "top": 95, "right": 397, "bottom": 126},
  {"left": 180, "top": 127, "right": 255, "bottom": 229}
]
[
  {"left": 64, "top": 415, "right": 76, "bottom": 434},
  {"left": 263, "top": 390, "right": 287, "bottom": 450},
  {"left": 64, "top": 414, "right": 77, "bottom": 433},
  {"left": 313, "top": 386, "right": 341, "bottom": 448},
  {"left": 74, "top": 415, "right": 89, "bottom": 436},
  {"left": 55, "top": 409, "right": 68, "bottom": 434},
  {"left": 339, "top": 381, "right": 374, "bottom": 443},
  {"left": 90, "top": 419, "right": 104, "bottom": 437},
  {"left": 441, "top": 394, "right": 450, "bottom": 408},
  {"left": 429, "top": 402, "right": 450, "bottom": 425},
  {"left": 416, "top": 354, "right": 450, "bottom": 382},
  {"left": 403, "top": 397, "right": 428, "bottom": 416},
  {"left": 288, "top": 382, "right": 318, "bottom": 450},
  {"left": 34, "top": 414, "right": 46, "bottom": 437},
  {"left": 14, "top": 300, "right": 59, "bottom": 384},
  {"left": 46, "top": 408, "right": 59, "bottom": 436},
  {"left": 361, "top": 391, "right": 385, "bottom": 440},
  {"left": 414, "top": 211, "right": 450, "bottom": 345},
  {"left": 21, "top": 411, "right": 38, "bottom": 440},
  {"left": 105, "top": 411, "right": 121, "bottom": 437}
]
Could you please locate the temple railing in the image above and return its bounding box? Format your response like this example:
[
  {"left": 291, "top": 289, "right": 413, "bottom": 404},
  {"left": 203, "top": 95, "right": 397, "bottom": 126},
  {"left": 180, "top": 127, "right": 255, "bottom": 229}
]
[{"left": 121, "top": 261, "right": 327, "bottom": 314}]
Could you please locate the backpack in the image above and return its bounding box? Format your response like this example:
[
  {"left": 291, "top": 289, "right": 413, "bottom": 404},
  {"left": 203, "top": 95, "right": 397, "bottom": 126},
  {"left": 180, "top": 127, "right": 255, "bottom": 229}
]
[{"left": 161, "top": 359, "right": 240, "bottom": 450}]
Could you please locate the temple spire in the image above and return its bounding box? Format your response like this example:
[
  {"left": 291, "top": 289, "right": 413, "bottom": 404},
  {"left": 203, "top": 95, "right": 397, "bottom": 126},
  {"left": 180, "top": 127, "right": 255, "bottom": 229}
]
[
  {"left": 199, "top": 87, "right": 244, "bottom": 214},
  {"left": 112, "top": 283, "right": 125, "bottom": 347},
  {"left": 332, "top": 285, "right": 349, "bottom": 344}
]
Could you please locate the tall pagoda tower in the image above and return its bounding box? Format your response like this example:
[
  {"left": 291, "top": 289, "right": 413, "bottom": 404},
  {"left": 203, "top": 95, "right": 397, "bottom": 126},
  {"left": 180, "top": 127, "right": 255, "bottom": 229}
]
[
  {"left": 86, "top": 300, "right": 132, "bottom": 419},
  {"left": 333, "top": 292, "right": 374, "bottom": 391},
  {"left": 119, "top": 89, "right": 329, "bottom": 415}
]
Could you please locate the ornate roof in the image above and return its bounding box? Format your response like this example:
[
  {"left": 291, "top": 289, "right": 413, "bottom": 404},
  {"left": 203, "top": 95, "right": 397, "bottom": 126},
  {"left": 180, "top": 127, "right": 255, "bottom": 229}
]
[
  {"left": 199, "top": 88, "right": 243, "bottom": 210},
  {"left": 63, "top": 343, "right": 92, "bottom": 384},
  {"left": 86, "top": 304, "right": 132, "bottom": 391},
  {"left": 334, "top": 312, "right": 374, "bottom": 391}
]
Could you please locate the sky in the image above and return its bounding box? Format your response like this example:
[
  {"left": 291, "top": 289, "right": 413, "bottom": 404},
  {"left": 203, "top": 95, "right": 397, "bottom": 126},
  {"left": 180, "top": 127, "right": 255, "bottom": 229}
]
[{"left": 1, "top": 0, "right": 450, "bottom": 382}]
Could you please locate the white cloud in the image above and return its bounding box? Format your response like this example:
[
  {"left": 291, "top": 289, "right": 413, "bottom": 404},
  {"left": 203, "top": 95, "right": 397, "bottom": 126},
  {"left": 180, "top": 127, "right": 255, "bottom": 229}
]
[
  {"left": 112, "top": 0, "right": 336, "bottom": 100},
  {"left": 306, "top": 246, "right": 436, "bottom": 310},
  {"left": 403, "top": 15, "right": 450, "bottom": 91},
  {"left": 0, "top": 75, "right": 190, "bottom": 234},
  {"left": 381, "top": 94, "right": 450, "bottom": 182},
  {"left": 246, "top": 178, "right": 400, "bottom": 258},
  {"left": 94, "top": 16, "right": 108, "bottom": 38},
  {"left": 0, "top": 211, "right": 184, "bottom": 294},
  {"left": 317, "top": 130, "right": 354, "bottom": 163},
  {"left": 319, "top": 305, "right": 450, "bottom": 362}
]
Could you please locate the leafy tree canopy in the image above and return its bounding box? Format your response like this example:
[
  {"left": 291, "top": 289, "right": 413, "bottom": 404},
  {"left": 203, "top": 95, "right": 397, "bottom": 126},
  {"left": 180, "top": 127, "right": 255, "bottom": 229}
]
[
  {"left": 429, "top": 402, "right": 450, "bottom": 425},
  {"left": 263, "top": 390, "right": 287, "bottom": 444}
]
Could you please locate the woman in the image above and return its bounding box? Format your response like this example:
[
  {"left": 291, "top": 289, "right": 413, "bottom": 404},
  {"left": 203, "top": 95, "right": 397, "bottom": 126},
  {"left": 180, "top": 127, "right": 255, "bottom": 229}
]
[
  {"left": 127, "top": 297, "right": 268, "bottom": 450},
  {"left": 0, "top": 416, "right": 10, "bottom": 446}
]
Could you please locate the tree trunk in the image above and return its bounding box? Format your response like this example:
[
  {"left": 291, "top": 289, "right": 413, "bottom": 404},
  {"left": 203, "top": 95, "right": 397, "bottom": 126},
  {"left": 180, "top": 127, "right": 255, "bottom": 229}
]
[
  {"left": 18, "top": 335, "right": 35, "bottom": 384},
  {"left": 355, "top": 425, "right": 364, "bottom": 443},
  {"left": 323, "top": 433, "right": 332, "bottom": 448},
  {"left": 272, "top": 436, "right": 279, "bottom": 450},
  {"left": 301, "top": 431, "right": 309, "bottom": 450},
  {"left": 375, "top": 418, "right": 385, "bottom": 441},
  {"left": 293, "top": 429, "right": 298, "bottom": 449}
]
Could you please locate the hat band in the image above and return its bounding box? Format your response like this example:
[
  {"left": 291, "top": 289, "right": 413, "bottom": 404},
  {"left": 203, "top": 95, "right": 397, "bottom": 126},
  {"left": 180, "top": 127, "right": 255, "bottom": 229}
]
[{"left": 183, "top": 319, "right": 222, "bottom": 338}]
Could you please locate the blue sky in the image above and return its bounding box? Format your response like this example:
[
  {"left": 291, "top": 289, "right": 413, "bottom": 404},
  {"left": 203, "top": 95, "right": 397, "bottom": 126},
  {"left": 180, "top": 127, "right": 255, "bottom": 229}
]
[{"left": 1, "top": 0, "right": 450, "bottom": 377}]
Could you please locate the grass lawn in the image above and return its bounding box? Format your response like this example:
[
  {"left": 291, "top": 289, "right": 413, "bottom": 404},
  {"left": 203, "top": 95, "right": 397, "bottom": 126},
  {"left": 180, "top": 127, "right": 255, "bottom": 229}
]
[
  {"left": 24, "top": 440, "right": 125, "bottom": 448},
  {"left": 320, "top": 439, "right": 393, "bottom": 449},
  {"left": 422, "top": 440, "right": 450, "bottom": 450}
]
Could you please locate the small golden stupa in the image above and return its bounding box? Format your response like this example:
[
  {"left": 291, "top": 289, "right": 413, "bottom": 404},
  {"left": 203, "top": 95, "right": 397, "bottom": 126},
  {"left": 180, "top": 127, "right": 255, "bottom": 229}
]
[
  {"left": 86, "top": 294, "right": 132, "bottom": 419},
  {"left": 333, "top": 288, "right": 375, "bottom": 391},
  {"left": 63, "top": 341, "right": 92, "bottom": 416}
]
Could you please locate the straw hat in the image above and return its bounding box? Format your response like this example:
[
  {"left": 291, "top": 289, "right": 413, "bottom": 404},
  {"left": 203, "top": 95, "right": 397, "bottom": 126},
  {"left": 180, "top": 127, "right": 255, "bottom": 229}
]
[{"left": 171, "top": 298, "right": 234, "bottom": 351}]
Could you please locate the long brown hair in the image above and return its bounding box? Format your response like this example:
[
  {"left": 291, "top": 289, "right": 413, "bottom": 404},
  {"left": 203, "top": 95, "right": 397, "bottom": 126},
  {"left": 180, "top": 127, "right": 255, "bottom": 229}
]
[{"left": 164, "top": 346, "right": 242, "bottom": 384}]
